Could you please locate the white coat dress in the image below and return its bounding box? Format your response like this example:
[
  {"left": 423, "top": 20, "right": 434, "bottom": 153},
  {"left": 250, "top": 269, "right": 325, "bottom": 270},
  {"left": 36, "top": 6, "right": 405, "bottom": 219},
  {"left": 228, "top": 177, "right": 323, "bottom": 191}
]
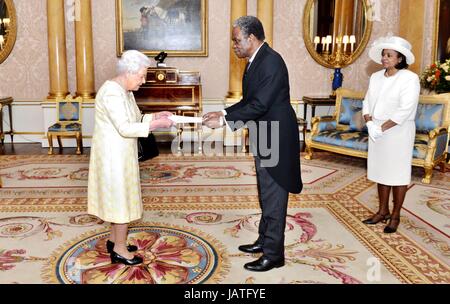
[
  {"left": 88, "top": 80, "right": 152, "bottom": 223},
  {"left": 362, "top": 69, "right": 420, "bottom": 186}
]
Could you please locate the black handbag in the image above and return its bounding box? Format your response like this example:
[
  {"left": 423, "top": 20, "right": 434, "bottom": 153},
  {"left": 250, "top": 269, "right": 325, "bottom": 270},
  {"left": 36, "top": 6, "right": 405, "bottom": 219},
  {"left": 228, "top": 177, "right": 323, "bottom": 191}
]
[{"left": 138, "top": 133, "right": 159, "bottom": 162}]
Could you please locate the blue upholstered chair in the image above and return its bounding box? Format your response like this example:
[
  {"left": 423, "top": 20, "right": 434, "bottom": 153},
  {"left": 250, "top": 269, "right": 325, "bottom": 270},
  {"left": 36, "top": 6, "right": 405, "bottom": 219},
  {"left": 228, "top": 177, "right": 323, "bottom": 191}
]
[
  {"left": 47, "top": 95, "right": 83, "bottom": 155},
  {"left": 305, "top": 88, "right": 450, "bottom": 183}
]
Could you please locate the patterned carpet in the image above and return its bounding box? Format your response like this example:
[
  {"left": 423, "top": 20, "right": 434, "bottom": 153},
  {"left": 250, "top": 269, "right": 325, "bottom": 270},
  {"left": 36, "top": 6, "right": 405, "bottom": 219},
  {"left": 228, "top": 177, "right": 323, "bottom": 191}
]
[{"left": 0, "top": 153, "right": 448, "bottom": 284}]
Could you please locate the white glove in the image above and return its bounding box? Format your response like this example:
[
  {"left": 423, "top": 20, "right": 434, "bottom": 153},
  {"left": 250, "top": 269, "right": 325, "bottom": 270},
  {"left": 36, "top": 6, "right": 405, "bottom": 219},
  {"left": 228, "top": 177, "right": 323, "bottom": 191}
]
[
  {"left": 366, "top": 121, "right": 383, "bottom": 142},
  {"left": 373, "top": 125, "right": 383, "bottom": 140}
]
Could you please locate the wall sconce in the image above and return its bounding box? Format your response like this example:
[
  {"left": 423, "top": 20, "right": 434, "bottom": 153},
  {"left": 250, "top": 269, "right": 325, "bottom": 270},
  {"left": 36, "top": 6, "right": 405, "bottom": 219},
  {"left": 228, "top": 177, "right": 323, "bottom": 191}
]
[
  {"left": 314, "top": 36, "right": 320, "bottom": 51},
  {"left": 326, "top": 35, "right": 332, "bottom": 52},
  {"left": 321, "top": 36, "right": 326, "bottom": 52},
  {"left": 2, "top": 18, "right": 10, "bottom": 29},
  {"left": 342, "top": 35, "right": 349, "bottom": 53},
  {"left": 349, "top": 35, "right": 356, "bottom": 53}
]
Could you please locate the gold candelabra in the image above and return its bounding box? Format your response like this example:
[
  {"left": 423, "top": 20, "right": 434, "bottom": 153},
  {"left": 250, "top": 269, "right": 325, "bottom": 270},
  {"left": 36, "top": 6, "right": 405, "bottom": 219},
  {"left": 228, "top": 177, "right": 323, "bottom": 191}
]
[
  {"left": 313, "top": 35, "right": 358, "bottom": 97},
  {"left": 315, "top": 35, "right": 357, "bottom": 68},
  {"left": 321, "top": 36, "right": 354, "bottom": 68}
]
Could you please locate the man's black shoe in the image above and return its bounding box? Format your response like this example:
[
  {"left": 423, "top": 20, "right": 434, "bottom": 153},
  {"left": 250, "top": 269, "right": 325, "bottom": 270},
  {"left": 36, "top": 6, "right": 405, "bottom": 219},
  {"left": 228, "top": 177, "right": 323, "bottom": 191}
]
[
  {"left": 244, "top": 256, "right": 284, "bottom": 272},
  {"left": 238, "top": 242, "right": 263, "bottom": 254}
]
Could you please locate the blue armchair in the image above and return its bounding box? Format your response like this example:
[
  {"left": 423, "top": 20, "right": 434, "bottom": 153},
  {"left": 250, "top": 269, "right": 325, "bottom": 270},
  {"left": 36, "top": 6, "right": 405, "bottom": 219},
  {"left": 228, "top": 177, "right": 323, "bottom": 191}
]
[{"left": 305, "top": 88, "right": 450, "bottom": 183}]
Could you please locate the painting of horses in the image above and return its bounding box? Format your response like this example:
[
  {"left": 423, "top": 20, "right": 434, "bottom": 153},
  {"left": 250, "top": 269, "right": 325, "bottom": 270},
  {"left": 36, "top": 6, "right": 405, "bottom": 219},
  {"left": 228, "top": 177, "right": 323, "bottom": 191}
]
[{"left": 116, "top": 0, "right": 208, "bottom": 57}]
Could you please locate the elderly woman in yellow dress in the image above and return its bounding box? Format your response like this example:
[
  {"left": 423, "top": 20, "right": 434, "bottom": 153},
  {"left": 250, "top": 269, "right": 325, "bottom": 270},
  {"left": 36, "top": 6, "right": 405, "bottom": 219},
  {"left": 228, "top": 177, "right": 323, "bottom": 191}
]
[
  {"left": 361, "top": 36, "right": 420, "bottom": 233},
  {"left": 88, "top": 50, "right": 174, "bottom": 265}
]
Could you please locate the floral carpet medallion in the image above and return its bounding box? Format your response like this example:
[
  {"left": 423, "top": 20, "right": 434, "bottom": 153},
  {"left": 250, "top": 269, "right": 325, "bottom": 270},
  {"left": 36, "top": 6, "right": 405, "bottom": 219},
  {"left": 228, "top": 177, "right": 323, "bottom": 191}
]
[
  {"left": 0, "top": 153, "right": 449, "bottom": 284},
  {"left": 42, "top": 224, "right": 228, "bottom": 284}
]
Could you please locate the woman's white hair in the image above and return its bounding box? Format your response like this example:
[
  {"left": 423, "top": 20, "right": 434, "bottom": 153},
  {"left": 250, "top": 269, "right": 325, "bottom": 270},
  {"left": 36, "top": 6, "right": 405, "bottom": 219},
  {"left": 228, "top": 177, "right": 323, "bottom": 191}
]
[{"left": 116, "top": 50, "right": 151, "bottom": 75}]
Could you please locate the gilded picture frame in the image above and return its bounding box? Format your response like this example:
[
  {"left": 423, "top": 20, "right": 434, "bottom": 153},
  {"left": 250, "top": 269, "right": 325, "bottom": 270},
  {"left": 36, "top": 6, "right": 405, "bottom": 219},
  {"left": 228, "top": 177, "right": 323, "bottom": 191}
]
[
  {"left": 302, "top": 0, "right": 373, "bottom": 69},
  {"left": 116, "top": 0, "right": 208, "bottom": 57},
  {"left": 432, "top": 0, "right": 450, "bottom": 62},
  {"left": 0, "top": 0, "right": 17, "bottom": 64}
]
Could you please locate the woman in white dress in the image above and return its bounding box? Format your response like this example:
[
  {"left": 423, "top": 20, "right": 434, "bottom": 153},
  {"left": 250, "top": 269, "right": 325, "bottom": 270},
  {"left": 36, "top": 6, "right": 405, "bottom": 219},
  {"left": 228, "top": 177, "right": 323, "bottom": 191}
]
[
  {"left": 361, "top": 36, "right": 420, "bottom": 233},
  {"left": 88, "top": 50, "right": 174, "bottom": 265}
]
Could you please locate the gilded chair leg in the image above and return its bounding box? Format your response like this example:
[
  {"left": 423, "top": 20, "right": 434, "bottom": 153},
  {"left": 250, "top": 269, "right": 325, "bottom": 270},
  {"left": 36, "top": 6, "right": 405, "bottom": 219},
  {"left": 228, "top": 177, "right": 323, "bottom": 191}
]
[
  {"left": 57, "top": 136, "right": 63, "bottom": 149},
  {"left": 241, "top": 128, "right": 248, "bottom": 153},
  {"left": 177, "top": 128, "right": 183, "bottom": 153},
  {"left": 0, "top": 111, "right": 4, "bottom": 145},
  {"left": 422, "top": 166, "right": 433, "bottom": 184},
  {"left": 47, "top": 133, "right": 53, "bottom": 155},
  {"left": 197, "top": 128, "right": 203, "bottom": 154},
  {"left": 439, "top": 160, "right": 447, "bottom": 173},
  {"left": 76, "top": 132, "right": 82, "bottom": 155},
  {"left": 80, "top": 133, "right": 83, "bottom": 154},
  {"left": 301, "top": 129, "right": 307, "bottom": 152},
  {"left": 304, "top": 145, "right": 313, "bottom": 160}
]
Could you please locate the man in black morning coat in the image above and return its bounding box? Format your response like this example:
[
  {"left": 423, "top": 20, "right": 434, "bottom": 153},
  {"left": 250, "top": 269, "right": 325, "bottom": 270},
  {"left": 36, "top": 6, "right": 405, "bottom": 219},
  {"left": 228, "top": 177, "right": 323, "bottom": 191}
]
[{"left": 203, "top": 16, "right": 302, "bottom": 272}]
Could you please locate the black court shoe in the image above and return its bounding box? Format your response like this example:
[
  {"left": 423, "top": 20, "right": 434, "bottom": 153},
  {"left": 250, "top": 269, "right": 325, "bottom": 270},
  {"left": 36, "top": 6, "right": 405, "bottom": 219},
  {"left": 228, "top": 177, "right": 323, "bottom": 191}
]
[
  {"left": 383, "top": 217, "right": 400, "bottom": 234},
  {"left": 106, "top": 240, "right": 138, "bottom": 253},
  {"left": 362, "top": 213, "right": 391, "bottom": 225},
  {"left": 110, "top": 251, "right": 143, "bottom": 265}
]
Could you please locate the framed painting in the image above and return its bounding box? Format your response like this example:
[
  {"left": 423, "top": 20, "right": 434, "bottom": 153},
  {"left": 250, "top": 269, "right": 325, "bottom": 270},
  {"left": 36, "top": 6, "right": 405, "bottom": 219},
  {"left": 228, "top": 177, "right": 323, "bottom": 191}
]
[
  {"left": 116, "top": 0, "right": 208, "bottom": 57},
  {"left": 433, "top": 0, "right": 450, "bottom": 62}
]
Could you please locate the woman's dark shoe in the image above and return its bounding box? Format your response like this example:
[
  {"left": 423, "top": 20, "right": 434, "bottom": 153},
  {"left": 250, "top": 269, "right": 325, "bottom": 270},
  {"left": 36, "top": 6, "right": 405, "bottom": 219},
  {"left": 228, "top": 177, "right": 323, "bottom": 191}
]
[
  {"left": 110, "top": 251, "right": 143, "bottom": 265},
  {"left": 106, "top": 240, "right": 138, "bottom": 253},
  {"left": 362, "top": 213, "right": 391, "bottom": 225},
  {"left": 383, "top": 217, "right": 400, "bottom": 233}
]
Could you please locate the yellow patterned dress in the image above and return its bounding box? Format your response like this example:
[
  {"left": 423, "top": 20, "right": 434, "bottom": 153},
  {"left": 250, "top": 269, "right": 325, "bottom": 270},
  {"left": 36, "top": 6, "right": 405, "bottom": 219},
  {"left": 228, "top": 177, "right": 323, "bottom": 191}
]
[{"left": 88, "top": 80, "right": 151, "bottom": 223}]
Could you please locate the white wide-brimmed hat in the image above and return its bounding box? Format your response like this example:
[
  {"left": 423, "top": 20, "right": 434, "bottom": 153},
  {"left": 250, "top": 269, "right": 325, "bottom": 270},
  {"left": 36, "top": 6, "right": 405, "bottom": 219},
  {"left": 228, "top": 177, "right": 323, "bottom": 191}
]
[{"left": 369, "top": 35, "right": 415, "bottom": 65}]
